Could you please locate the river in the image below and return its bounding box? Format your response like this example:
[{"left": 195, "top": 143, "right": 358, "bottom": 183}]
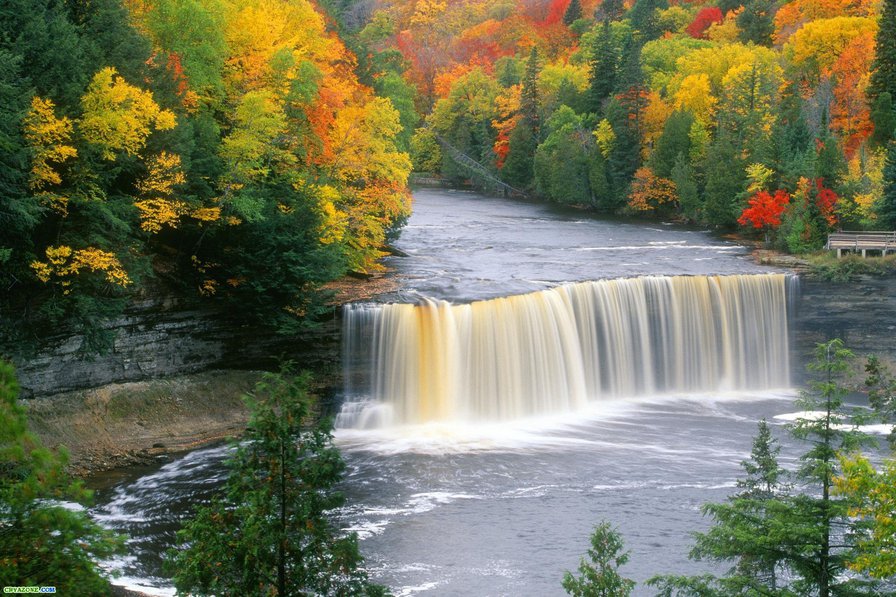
[{"left": 92, "top": 188, "right": 815, "bottom": 596}]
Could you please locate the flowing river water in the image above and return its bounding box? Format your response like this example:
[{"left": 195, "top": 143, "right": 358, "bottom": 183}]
[{"left": 92, "top": 188, "right": 818, "bottom": 596}]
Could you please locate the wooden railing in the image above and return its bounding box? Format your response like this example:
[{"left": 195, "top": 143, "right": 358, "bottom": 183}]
[{"left": 826, "top": 231, "right": 896, "bottom": 257}]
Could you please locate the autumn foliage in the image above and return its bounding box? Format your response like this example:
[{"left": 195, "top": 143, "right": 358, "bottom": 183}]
[
  {"left": 738, "top": 190, "right": 791, "bottom": 229},
  {"left": 686, "top": 7, "right": 723, "bottom": 39}
]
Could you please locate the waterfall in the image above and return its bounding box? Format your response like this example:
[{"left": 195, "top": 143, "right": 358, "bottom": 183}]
[{"left": 338, "top": 274, "right": 793, "bottom": 428}]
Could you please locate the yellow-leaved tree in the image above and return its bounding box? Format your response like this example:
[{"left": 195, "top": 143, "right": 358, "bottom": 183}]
[
  {"left": 134, "top": 152, "right": 188, "bottom": 233},
  {"left": 80, "top": 67, "right": 176, "bottom": 160},
  {"left": 22, "top": 97, "right": 78, "bottom": 214}
]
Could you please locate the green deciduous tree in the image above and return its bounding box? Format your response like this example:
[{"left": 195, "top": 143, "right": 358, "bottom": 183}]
[
  {"left": 170, "top": 368, "right": 387, "bottom": 596},
  {"left": 563, "top": 522, "right": 635, "bottom": 597},
  {"left": 836, "top": 455, "right": 896, "bottom": 579},
  {"left": 0, "top": 360, "right": 124, "bottom": 594},
  {"left": 535, "top": 106, "right": 606, "bottom": 205}
]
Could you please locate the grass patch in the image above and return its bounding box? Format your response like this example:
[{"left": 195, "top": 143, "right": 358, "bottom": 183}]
[{"left": 804, "top": 253, "right": 896, "bottom": 282}]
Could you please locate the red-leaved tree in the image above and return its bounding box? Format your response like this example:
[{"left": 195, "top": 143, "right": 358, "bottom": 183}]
[
  {"left": 814, "top": 179, "right": 839, "bottom": 227},
  {"left": 686, "top": 7, "right": 723, "bottom": 39},
  {"left": 738, "top": 189, "right": 791, "bottom": 244}
]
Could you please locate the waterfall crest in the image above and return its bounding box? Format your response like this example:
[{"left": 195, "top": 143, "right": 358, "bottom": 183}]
[{"left": 339, "top": 274, "right": 793, "bottom": 428}]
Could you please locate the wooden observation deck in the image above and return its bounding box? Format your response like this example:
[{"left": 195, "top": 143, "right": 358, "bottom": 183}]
[{"left": 826, "top": 231, "right": 896, "bottom": 257}]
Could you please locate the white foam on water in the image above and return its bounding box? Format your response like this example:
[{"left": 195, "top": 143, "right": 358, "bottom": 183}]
[
  {"left": 336, "top": 389, "right": 797, "bottom": 456},
  {"left": 774, "top": 411, "right": 895, "bottom": 435}
]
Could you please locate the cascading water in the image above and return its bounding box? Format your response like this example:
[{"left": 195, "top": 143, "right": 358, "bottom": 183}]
[{"left": 338, "top": 273, "right": 793, "bottom": 428}]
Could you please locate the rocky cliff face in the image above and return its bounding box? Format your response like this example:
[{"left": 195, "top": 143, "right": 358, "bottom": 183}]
[
  {"left": 791, "top": 274, "right": 896, "bottom": 381},
  {"left": 13, "top": 298, "right": 340, "bottom": 398}
]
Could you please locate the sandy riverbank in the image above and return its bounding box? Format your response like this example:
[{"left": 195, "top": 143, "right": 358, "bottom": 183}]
[{"left": 25, "top": 370, "right": 261, "bottom": 477}]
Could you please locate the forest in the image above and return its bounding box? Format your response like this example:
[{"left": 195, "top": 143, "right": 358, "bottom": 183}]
[
  {"left": 3, "top": 1, "right": 896, "bottom": 595},
  {"left": 3, "top": 0, "right": 896, "bottom": 351},
  {"left": 368, "top": 0, "right": 896, "bottom": 246},
  {"left": 0, "top": 0, "right": 413, "bottom": 353}
]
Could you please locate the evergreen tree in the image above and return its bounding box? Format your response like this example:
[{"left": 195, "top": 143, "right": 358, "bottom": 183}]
[
  {"left": 650, "top": 420, "right": 789, "bottom": 595},
  {"left": 503, "top": 122, "right": 537, "bottom": 189},
  {"left": 703, "top": 134, "right": 746, "bottom": 228},
  {"left": 605, "top": 98, "right": 642, "bottom": 206},
  {"left": 0, "top": 0, "right": 93, "bottom": 108},
  {"left": 879, "top": 141, "right": 896, "bottom": 230},
  {"left": 627, "top": 0, "right": 667, "bottom": 43},
  {"left": 496, "top": 56, "right": 521, "bottom": 88},
  {"left": 587, "top": 20, "right": 617, "bottom": 116},
  {"left": 0, "top": 360, "right": 124, "bottom": 594},
  {"left": 557, "top": 77, "right": 586, "bottom": 114},
  {"left": 564, "top": 0, "right": 583, "bottom": 26},
  {"left": 521, "top": 46, "right": 540, "bottom": 132},
  {"left": 814, "top": 135, "right": 846, "bottom": 189},
  {"left": 650, "top": 341, "right": 880, "bottom": 597},
  {"left": 597, "top": 0, "right": 626, "bottom": 22},
  {"left": 869, "top": 92, "right": 896, "bottom": 148},
  {"left": 563, "top": 522, "right": 635, "bottom": 597},
  {"left": 736, "top": 0, "right": 774, "bottom": 46},
  {"left": 170, "top": 368, "right": 387, "bottom": 596},
  {"left": 651, "top": 111, "right": 693, "bottom": 178},
  {"left": 870, "top": 0, "right": 896, "bottom": 100},
  {"left": 671, "top": 155, "right": 700, "bottom": 222},
  {"left": 785, "top": 339, "right": 872, "bottom": 597}
]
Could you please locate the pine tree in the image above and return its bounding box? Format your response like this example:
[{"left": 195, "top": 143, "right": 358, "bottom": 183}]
[
  {"left": 521, "top": 46, "right": 540, "bottom": 132},
  {"left": 649, "top": 420, "right": 789, "bottom": 595},
  {"left": 869, "top": 92, "right": 896, "bottom": 148},
  {"left": 563, "top": 522, "right": 635, "bottom": 596},
  {"left": 870, "top": 0, "right": 896, "bottom": 100},
  {"left": 650, "top": 111, "right": 693, "bottom": 178},
  {"left": 881, "top": 141, "right": 896, "bottom": 230},
  {"left": 0, "top": 360, "right": 124, "bottom": 594},
  {"left": 564, "top": 0, "right": 583, "bottom": 26},
  {"left": 503, "top": 122, "right": 537, "bottom": 188},
  {"left": 650, "top": 340, "right": 881, "bottom": 597},
  {"left": 597, "top": 0, "right": 625, "bottom": 21},
  {"left": 170, "top": 368, "right": 388, "bottom": 596},
  {"left": 587, "top": 20, "right": 617, "bottom": 116},
  {"left": 627, "top": 0, "right": 667, "bottom": 43},
  {"left": 671, "top": 155, "right": 700, "bottom": 222},
  {"left": 703, "top": 134, "right": 746, "bottom": 228}
]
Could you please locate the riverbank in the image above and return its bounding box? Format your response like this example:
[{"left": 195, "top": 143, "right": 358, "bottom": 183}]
[{"left": 26, "top": 370, "right": 260, "bottom": 477}]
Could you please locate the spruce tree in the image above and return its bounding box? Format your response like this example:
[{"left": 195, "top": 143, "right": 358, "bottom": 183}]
[
  {"left": 869, "top": 92, "right": 896, "bottom": 148},
  {"left": 521, "top": 46, "right": 540, "bottom": 132},
  {"left": 0, "top": 361, "right": 124, "bottom": 594},
  {"left": 563, "top": 522, "right": 635, "bottom": 596},
  {"left": 649, "top": 420, "right": 789, "bottom": 595},
  {"left": 597, "top": 0, "right": 626, "bottom": 21},
  {"left": 587, "top": 20, "right": 617, "bottom": 116},
  {"left": 627, "top": 0, "right": 667, "bottom": 43},
  {"left": 870, "top": 0, "right": 896, "bottom": 100},
  {"left": 703, "top": 134, "right": 745, "bottom": 228},
  {"left": 650, "top": 340, "right": 881, "bottom": 597},
  {"left": 879, "top": 141, "right": 896, "bottom": 230},
  {"left": 564, "top": 0, "right": 583, "bottom": 26},
  {"left": 170, "top": 369, "right": 388, "bottom": 596},
  {"left": 503, "top": 122, "right": 537, "bottom": 189},
  {"left": 650, "top": 111, "right": 693, "bottom": 178}
]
